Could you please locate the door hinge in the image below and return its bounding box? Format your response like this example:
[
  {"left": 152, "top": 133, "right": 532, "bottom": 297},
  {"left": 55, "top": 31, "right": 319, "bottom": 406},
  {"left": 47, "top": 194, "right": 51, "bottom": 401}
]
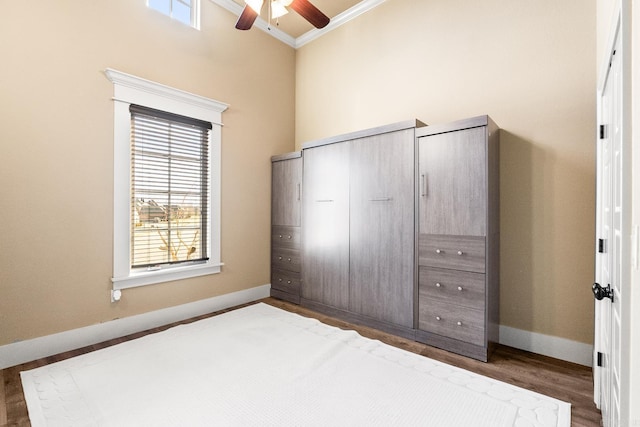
[
  {"left": 599, "top": 124, "right": 606, "bottom": 139},
  {"left": 598, "top": 238, "right": 606, "bottom": 253},
  {"left": 597, "top": 352, "right": 603, "bottom": 367}
]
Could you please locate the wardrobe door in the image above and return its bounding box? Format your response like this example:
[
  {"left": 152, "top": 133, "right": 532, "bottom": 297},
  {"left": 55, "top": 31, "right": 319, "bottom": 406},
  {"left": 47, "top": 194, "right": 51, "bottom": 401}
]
[
  {"left": 418, "top": 126, "right": 487, "bottom": 237},
  {"left": 271, "top": 157, "right": 301, "bottom": 227},
  {"left": 301, "top": 142, "right": 350, "bottom": 310},
  {"left": 349, "top": 130, "right": 414, "bottom": 328}
]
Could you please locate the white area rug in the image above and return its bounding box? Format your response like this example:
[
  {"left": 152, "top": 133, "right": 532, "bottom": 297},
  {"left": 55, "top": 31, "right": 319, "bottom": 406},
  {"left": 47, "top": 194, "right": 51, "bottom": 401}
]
[{"left": 21, "top": 303, "right": 570, "bottom": 426}]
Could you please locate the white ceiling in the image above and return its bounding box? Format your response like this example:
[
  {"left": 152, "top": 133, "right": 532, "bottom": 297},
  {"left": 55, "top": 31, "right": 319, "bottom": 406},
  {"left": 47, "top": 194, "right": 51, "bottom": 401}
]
[{"left": 210, "top": 0, "right": 386, "bottom": 48}]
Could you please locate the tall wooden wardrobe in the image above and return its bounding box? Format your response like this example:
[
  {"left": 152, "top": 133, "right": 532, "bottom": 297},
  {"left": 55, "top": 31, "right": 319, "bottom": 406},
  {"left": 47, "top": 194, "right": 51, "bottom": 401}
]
[
  {"left": 415, "top": 115, "right": 500, "bottom": 361},
  {"left": 270, "top": 116, "right": 499, "bottom": 361},
  {"left": 270, "top": 152, "right": 302, "bottom": 304},
  {"left": 301, "top": 120, "right": 424, "bottom": 337}
]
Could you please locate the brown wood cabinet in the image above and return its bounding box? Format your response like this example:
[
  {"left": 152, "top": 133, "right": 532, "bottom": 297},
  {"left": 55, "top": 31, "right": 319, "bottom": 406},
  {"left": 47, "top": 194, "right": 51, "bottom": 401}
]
[
  {"left": 270, "top": 152, "right": 302, "bottom": 303},
  {"left": 415, "top": 115, "right": 500, "bottom": 361}
]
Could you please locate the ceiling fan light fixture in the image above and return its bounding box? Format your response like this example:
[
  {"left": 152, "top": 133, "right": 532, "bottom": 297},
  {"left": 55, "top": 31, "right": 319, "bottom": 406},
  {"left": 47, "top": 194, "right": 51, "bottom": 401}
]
[
  {"left": 271, "top": 0, "right": 289, "bottom": 18},
  {"left": 244, "top": 0, "right": 264, "bottom": 14}
]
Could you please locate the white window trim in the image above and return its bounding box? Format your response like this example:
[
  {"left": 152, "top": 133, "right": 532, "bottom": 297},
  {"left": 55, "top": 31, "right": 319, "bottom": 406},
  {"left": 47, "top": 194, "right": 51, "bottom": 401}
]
[
  {"left": 147, "top": 0, "right": 201, "bottom": 29},
  {"left": 105, "top": 68, "right": 228, "bottom": 291}
]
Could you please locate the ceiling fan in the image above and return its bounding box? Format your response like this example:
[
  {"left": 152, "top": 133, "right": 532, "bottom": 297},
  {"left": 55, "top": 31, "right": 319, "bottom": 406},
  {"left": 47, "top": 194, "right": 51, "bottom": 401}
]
[{"left": 235, "top": 0, "right": 330, "bottom": 31}]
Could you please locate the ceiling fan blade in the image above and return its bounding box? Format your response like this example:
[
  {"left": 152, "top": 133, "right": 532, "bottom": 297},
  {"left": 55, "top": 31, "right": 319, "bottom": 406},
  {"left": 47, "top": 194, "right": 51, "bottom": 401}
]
[
  {"left": 290, "top": 0, "right": 330, "bottom": 29},
  {"left": 235, "top": 5, "right": 259, "bottom": 30}
]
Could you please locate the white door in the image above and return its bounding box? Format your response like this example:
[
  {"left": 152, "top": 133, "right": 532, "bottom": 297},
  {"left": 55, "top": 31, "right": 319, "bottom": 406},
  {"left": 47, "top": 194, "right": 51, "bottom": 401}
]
[{"left": 594, "top": 29, "right": 622, "bottom": 427}]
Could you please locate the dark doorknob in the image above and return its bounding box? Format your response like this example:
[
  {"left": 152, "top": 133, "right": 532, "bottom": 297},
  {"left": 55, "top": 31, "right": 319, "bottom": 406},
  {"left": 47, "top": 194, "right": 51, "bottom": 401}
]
[{"left": 592, "top": 282, "right": 614, "bottom": 302}]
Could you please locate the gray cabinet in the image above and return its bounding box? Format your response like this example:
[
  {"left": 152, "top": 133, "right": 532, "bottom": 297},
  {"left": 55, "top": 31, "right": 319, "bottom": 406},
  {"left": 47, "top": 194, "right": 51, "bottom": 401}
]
[
  {"left": 349, "top": 130, "right": 414, "bottom": 328},
  {"left": 415, "top": 115, "right": 499, "bottom": 362},
  {"left": 270, "top": 152, "right": 302, "bottom": 303},
  {"left": 301, "top": 120, "right": 424, "bottom": 336},
  {"left": 270, "top": 116, "right": 498, "bottom": 362}
]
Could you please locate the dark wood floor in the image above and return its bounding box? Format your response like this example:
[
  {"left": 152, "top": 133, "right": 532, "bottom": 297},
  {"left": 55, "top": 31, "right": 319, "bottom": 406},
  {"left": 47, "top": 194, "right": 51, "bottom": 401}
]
[{"left": 1, "top": 297, "right": 601, "bottom": 426}]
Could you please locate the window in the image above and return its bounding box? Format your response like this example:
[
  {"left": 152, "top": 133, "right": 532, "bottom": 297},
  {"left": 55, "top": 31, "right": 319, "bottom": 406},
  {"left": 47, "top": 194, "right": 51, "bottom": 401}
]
[
  {"left": 130, "top": 105, "right": 211, "bottom": 269},
  {"left": 147, "top": 0, "right": 200, "bottom": 28},
  {"left": 106, "top": 69, "right": 228, "bottom": 290}
]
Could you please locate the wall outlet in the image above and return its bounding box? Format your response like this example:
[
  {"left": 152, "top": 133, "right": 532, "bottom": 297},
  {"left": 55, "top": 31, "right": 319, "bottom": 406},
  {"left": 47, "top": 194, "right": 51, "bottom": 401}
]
[{"left": 111, "top": 289, "right": 122, "bottom": 303}]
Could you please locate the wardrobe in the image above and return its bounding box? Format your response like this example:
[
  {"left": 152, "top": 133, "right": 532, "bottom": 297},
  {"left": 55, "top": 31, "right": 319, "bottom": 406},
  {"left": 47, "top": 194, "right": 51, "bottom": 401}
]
[
  {"left": 415, "top": 115, "right": 500, "bottom": 361},
  {"left": 270, "top": 116, "right": 499, "bottom": 361},
  {"left": 270, "top": 151, "right": 302, "bottom": 304},
  {"left": 301, "top": 120, "right": 422, "bottom": 337}
]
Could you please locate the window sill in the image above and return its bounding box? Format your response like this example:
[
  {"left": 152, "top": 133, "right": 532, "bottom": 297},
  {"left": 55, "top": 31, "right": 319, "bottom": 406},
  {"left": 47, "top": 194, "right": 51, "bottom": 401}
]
[{"left": 112, "top": 262, "right": 223, "bottom": 290}]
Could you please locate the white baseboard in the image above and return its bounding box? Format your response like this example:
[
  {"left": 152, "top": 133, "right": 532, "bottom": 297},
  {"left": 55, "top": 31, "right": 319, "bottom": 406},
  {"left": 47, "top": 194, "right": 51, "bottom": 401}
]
[
  {"left": 0, "top": 284, "right": 270, "bottom": 370},
  {"left": 1, "top": 288, "right": 594, "bottom": 370},
  {"left": 499, "top": 325, "right": 593, "bottom": 367}
]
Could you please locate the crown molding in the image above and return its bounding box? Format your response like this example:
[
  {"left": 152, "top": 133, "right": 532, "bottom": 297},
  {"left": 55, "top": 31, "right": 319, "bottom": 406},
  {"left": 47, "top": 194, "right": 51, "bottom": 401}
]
[
  {"left": 210, "top": 0, "right": 386, "bottom": 49},
  {"left": 295, "top": 0, "right": 386, "bottom": 48}
]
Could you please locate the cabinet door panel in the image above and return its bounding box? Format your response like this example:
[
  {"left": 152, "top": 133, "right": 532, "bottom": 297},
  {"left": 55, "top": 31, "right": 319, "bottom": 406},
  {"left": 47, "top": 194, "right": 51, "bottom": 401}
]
[
  {"left": 302, "top": 143, "right": 350, "bottom": 310},
  {"left": 419, "top": 127, "right": 487, "bottom": 236},
  {"left": 272, "top": 157, "right": 301, "bottom": 226},
  {"left": 349, "top": 130, "right": 414, "bottom": 328}
]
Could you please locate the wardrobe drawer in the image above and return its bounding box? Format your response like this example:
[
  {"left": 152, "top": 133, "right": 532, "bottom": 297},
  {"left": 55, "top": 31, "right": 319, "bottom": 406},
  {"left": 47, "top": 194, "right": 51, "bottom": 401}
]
[
  {"left": 419, "top": 300, "right": 485, "bottom": 346},
  {"left": 271, "top": 268, "right": 301, "bottom": 295},
  {"left": 272, "top": 226, "right": 300, "bottom": 250},
  {"left": 419, "top": 267, "right": 485, "bottom": 309},
  {"left": 419, "top": 234, "right": 485, "bottom": 272},
  {"left": 271, "top": 247, "right": 301, "bottom": 272}
]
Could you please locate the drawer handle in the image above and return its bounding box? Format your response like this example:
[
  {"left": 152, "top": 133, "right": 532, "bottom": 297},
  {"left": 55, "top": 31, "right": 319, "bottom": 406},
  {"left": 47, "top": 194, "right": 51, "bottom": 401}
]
[
  {"left": 457, "top": 286, "right": 463, "bottom": 291},
  {"left": 278, "top": 256, "right": 283, "bottom": 260},
  {"left": 279, "top": 235, "right": 283, "bottom": 238},
  {"left": 435, "top": 282, "right": 441, "bottom": 288},
  {"left": 457, "top": 250, "right": 464, "bottom": 256},
  {"left": 457, "top": 321, "right": 463, "bottom": 326},
  {"left": 287, "top": 280, "right": 291, "bottom": 284},
  {"left": 436, "top": 249, "right": 442, "bottom": 254},
  {"left": 278, "top": 278, "right": 282, "bottom": 282},
  {"left": 287, "top": 258, "right": 292, "bottom": 262},
  {"left": 435, "top": 316, "right": 441, "bottom": 321},
  {"left": 287, "top": 235, "right": 292, "bottom": 239}
]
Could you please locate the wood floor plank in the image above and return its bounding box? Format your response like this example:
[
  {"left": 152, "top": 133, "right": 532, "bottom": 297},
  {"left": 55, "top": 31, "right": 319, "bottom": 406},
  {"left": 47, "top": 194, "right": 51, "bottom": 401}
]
[
  {"left": 0, "top": 369, "right": 7, "bottom": 425},
  {"left": 0, "top": 298, "right": 601, "bottom": 426}
]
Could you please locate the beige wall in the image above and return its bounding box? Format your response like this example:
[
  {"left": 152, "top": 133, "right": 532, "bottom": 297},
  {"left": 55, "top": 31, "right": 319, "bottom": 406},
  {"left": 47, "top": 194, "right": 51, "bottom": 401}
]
[
  {"left": 0, "top": 0, "right": 296, "bottom": 345},
  {"left": 296, "top": 0, "right": 597, "bottom": 344},
  {"left": 0, "top": 0, "right": 600, "bottom": 352}
]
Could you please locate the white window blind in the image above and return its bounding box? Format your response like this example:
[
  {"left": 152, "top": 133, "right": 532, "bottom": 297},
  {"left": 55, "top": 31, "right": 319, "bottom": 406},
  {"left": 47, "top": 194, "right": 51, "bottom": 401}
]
[{"left": 130, "top": 104, "right": 212, "bottom": 269}]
